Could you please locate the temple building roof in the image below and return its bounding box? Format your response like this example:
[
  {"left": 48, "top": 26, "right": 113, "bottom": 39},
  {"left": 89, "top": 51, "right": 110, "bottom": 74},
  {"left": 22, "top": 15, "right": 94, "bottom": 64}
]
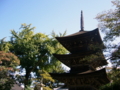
[
  {"left": 56, "top": 28, "right": 103, "bottom": 53},
  {"left": 50, "top": 68, "right": 110, "bottom": 89},
  {"left": 53, "top": 52, "right": 107, "bottom": 68}
]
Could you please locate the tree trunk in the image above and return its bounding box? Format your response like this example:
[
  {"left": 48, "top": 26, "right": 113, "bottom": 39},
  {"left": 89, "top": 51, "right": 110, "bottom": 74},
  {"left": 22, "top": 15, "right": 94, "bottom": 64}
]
[{"left": 24, "top": 69, "right": 30, "bottom": 88}]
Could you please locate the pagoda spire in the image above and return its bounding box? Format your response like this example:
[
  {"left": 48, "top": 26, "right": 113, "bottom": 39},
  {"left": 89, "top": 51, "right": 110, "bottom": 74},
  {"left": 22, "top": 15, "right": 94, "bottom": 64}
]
[{"left": 80, "top": 10, "right": 84, "bottom": 31}]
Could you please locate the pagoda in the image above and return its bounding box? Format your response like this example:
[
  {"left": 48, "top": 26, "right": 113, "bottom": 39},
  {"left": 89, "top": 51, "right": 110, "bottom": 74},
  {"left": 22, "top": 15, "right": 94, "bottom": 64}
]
[{"left": 50, "top": 11, "right": 110, "bottom": 90}]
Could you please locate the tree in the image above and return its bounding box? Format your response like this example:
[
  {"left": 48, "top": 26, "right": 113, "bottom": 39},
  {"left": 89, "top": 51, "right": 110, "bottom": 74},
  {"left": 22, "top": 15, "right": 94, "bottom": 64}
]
[
  {"left": 96, "top": 0, "right": 120, "bottom": 67},
  {"left": 99, "top": 81, "right": 120, "bottom": 90},
  {"left": 96, "top": 0, "right": 120, "bottom": 89},
  {"left": 47, "top": 30, "right": 68, "bottom": 73},
  {"left": 96, "top": 0, "right": 120, "bottom": 42},
  {"left": 34, "top": 70, "right": 54, "bottom": 90},
  {"left": 0, "top": 51, "right": 20, "bottom": 90},
  {"left": 7, "top": 24, "right": 68, "bottom": 89},
  {"left": 96, "top": 0, "right": 120, "bottom": 64},
  {"left": 0, "top": 38, "right": 11, "bottom": 52}
]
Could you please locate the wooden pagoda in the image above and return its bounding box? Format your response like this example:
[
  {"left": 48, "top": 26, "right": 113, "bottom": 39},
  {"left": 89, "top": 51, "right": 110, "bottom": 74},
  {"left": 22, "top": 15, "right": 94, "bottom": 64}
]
[{"left": 50, "top": 11, "right": 110, "bottom": 90}]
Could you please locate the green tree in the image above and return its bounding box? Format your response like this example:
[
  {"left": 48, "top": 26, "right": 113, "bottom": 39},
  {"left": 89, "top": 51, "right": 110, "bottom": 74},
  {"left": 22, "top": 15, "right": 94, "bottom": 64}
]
[
  {"left": 47, "top": 30, "right": 68, "bottom": 73},
  {"left": 96, "top": 0, "right": 120, "bottom": 68},
  {"left": 8, "top": 24, "right": 68, "bottom": 88},
  {"left": 34, "top": 70, "right": 54, "bottom": 90},
  {"left": 96, "top": 0, "right": 120, "bottom": 89},
  {"left": 0, "top": 51, "right": 20, "bottom": 90},
  {"left": 100, "top": 81, "right": 120, "bottom": 90},
  {"left": 0, "top": 38, "right": 11, "bottom": 52},
  {"left": 96, "top": 0, "right": 120, "bottom": 42}
]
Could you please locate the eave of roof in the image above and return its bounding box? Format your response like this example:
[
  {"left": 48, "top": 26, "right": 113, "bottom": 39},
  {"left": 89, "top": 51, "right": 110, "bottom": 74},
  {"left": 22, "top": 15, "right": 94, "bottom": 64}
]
[
  {"left": 55, "top": 28, "right": 103, "bottom": 53},
  {"left": 50, "top": 68, "right": 110, "bottom": 88},
  {"left": 56, "top": 28, "right": 99, "bottom": 39},
  {"left": 50, "top": 68, "right": 106, "bottom": 76},
  {"left": 53, "top": 52, "right": 107, "bottom": 68}
]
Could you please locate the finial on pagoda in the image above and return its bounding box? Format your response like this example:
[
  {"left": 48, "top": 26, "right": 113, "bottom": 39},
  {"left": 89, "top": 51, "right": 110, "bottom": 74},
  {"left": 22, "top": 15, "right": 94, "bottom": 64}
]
[{"left": 80, "top": 10, "right": 84, "bottom": 31}]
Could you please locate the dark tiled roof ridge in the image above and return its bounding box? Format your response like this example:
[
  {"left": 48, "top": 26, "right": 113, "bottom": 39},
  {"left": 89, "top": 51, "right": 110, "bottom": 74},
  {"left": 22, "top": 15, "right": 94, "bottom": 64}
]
[{"left": 56, "top": 28, "right": 98, "bottom": 38}]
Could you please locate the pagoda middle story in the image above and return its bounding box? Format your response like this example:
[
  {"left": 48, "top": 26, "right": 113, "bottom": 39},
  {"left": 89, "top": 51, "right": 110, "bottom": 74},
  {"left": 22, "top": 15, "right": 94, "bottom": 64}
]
[{"left": 50, "top": 11, "right": 110, "bottom": 90}]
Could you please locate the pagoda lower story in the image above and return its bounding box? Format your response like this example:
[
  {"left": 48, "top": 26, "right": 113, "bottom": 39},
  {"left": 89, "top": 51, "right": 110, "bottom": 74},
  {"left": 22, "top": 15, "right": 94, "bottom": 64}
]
[{"left": 50, "top": 68, "right": 109, "bottom": 90}]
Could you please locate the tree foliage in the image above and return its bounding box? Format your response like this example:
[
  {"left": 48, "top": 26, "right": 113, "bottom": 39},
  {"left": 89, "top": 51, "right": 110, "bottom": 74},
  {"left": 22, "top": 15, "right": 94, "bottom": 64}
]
[
  {"left": 96, "top": 0, "right": 120, "bottom": 89},
  {"left": 0, "top": 38, "right": 11, "bottom": 52},
  {"left": 34, "top": 70, "right": 54, "bottom": 90},
  {"left": 96, "top": 0, "right": 120, "bottom": 41},
  {"left": 96, "top": 0, "right": 120, "bottom": 67},
  {"left": 100, "top": 81, "right": 120, "bottom": 90},
  {"left": 0, "top": 51, "right": 20, "bottom": 90},
  {"left": 5, "top": 23, "right": 68, "bottom": 88}
]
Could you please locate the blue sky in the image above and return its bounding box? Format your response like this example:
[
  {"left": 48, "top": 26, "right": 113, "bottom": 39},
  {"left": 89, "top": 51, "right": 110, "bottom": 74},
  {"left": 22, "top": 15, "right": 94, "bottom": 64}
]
[{"left": 0, "top": 0, "right": 114, "bottom": 40}]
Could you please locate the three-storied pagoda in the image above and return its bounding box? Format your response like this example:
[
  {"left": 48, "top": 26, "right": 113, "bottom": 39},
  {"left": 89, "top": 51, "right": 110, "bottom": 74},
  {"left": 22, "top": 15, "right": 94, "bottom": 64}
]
[{"left": 50, "top": 11, "right": 110, "bottom": 90}]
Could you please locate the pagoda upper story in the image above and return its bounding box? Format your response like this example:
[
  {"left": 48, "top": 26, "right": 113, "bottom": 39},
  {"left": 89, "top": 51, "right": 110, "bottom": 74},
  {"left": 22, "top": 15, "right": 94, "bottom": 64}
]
[
  {"left": 55, "top": 11, "right": 103, "bottom": 54},
  {"left": 55, "top": 28, "right": 103, "bottom": 53}
]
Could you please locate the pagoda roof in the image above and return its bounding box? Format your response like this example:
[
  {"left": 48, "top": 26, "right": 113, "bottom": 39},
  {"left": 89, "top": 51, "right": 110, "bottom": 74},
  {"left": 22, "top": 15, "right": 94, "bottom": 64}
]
[
  {"left": 50, "top": 68, "right": 110, "bottom": 88},
  {"left": 56, "top": 28, "right": 103, "bottom": 53},
  {"left": 53, "top": 52, "right": 107, "bottom": 68}
]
